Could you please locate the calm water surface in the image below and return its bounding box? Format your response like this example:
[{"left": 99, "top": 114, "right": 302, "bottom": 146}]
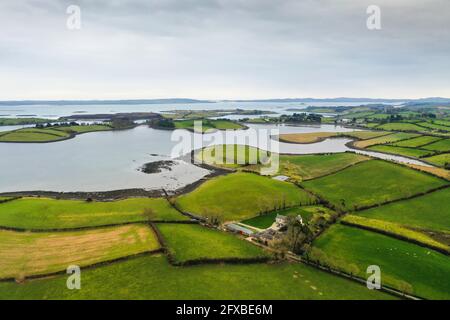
[
  {"left": 0, "top": 102, "right": 426, "bottom": 193},
  {"left": 0, "top": 123, "right": 358, "bottom": 192}
]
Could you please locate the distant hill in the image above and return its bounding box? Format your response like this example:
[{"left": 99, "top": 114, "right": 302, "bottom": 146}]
[
  {"left": 224, "top": 98, "right": 408, "bottom": 103},
  {"left": 1, "top": 97, "right": 449, "bottom": 106},
  {"left": 0, "top": 99, "right": 211, "bottom": 106}
]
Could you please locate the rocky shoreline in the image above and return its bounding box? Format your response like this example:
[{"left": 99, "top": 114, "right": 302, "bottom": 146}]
[{"left": 0, "top": 151, "right": 230, "bottom": 201}]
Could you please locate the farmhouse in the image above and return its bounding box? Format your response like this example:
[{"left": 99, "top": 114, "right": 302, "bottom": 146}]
[
  {"left": 273, "top": 213, "right": 304, "bottom": 231},
  {"left": 225, "top": 223, "right": 254, "bottom": 236},
  {"left": 275, "top": 214, "right": 287, "bottom": 226}
]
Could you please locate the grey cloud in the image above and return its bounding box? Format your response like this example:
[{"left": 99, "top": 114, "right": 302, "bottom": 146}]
[{"left": 0, "top": 0, "right": 449, "bottom": 99}]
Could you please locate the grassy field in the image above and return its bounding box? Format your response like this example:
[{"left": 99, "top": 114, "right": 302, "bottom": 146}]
[
  {"left": 367, "top": 145, "right": 435, "bottom": 158},
  {"left": 355, "top": 188, "right": 450, "bottom": 233},
  {"left": 0, "top": 224, "right": 159, "bottom": 279},
  {"left": 434, "top": 120, "right": 450, "bottom": 127},
  {"left": 392, "top": 136, "right": 442, "bottom": 147},
  {"left": 157, "top": 224, "right": 268, "bottom": 263},
  {"left": 278, "top": 131, "right": 391, "bottom": 144},
  {"left": 241, "top": 206, "right": 333, "bottom": 229},
  {"left": 406, "top": 163, "right": 450, "bottom": 180},
  {"left": 196, "top": 147, "right": 369, "bottom": 180},
  {"left": 340, "top": 131, "right": 390, "bottom": 140},
  {"left": 422, "top": 153, "right": 450, "bottom": 167},
  {"left": 0, "top": 128, "right": 70, "bottom": 142},
  {"left": 375, "top": 122, "right": 428, "bottom": 132},
  {"left": 0, "top": 254, "right": 395, "bottom": 300},
  {"left": 353, "top": 133, "right": 419, "bottom": 148},
  {"left": 0, "top": 125, "right": 112, "bottom": 142},
  {"left": 417, "top": 122, "right": 450, "bottom": 132},
  {"left": 0, "top": 118, "right": 51, "bottom": 126},
  {"left": 211, "top": 120, "right": 244, "bottom": 130},
  {"left": 0, "top": 197, "right": 187, "bottom": 229},
  {"left": 175, "top": 172, "right": 315, "bottom": 221},
  {"left": 341, "top": 215, "right": 449, "bottom": 253},
  {"left": 312, "top": 224, "right": 450, "bottom": 299},
  {"left": 196, "top": 145, "right": 271, "bottom": 169},
  {"left": 174, "top": 119, "right": 244, "bottom": 132},
  {"left": 52, "top": 125, "right": 112, "bottom": 134},
  {"left": 422, "top": 139, "right": 450, "bottom": 152},
  {"left": 279, "top": 152, "right": 369, "bottom": 181},
  {"left": 340, "top": 112, "right": 376, "bottom": 119},
  {"left": 302, "top": 160, "right": 448, "bottom": 210},
  {"left": 279, "top": 132, "right": 338, "bottom": 144}
]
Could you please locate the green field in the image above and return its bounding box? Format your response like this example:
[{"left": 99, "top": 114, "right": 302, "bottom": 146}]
[
  {"left": 312, "top": 224, "right": 450, "bottom": 299},
  {"left": 198, "top": 149, "right": 371, "bottom": 180},
  {"left": 434, "top": 120, "right": 450, "bottom": 127},
  {"left": 353, "top": 133, "right": 419, "bottom": 148},
  {"left": 422, "top": 153, "right": 450, "bottom": 167},
  {"left": 157, "top": 224, "right": 268, "bottom": 263},
  {"left": 241, "top": 206, "right": 333, "bottom": 229},
  {"left": 0, "top": 118, "right": 51, "bottom": 126},
  {"left": 0, "top": 224, "right": 159, "bottom": 279},
  {"left": 340, "top": 131, "right": 391, "bottom": 140},
  {"left": 376, "top": 122, "right": 429, "bottom": 132},
  {"left": 196, "top": 145, "right": 271, "bottom": 169},
  {"left": 340, "top": 112, "right": 376, "bottom": 119},
  {"left": 368, "top": 145, "right": 434, "bottom": 158},
  {"left": 279, "top": 152, "right": 369, "bottom": 181},
  {"left": 0, "top": 254, "right": 395, "bottom": 300},
  {"left": 0, "top": 125, "right": 112, "bottom": 143},
  {"left": 53, "top": 125, "right": 112, "bottom": 134},
  {"left": 422, "top": 139, "right": 450, "bottom": 152},
  {"left": 174, "top": 119, "right": 244, "bottom": 132},
  {"left": 417, "top": 122, "right": 450, "bottom": 132},
  {"left": 366, "top": 113, "right": 391, "bottom": 120},
  {"left": 302, "top": 160, "right": 448, "bottom": 210},
  {"left": 355, "top": 188, "right": 450, "bottom": 233},
  {"left": 392, "top": 136, "right": 442, "bottom": 148},
  {"left": 0, "top": 197, "right": 187, "bottom": 229},
  {"left": 0, "top": 128, "right": 70, "bottom": 142},
  {"left": 341, "top": 215, "right": 448, "bottom": 253},
  {"left": 363, "top": 123, "right": 381, "bottom": 128},
  {"left": 175, "top": 172, "right": 315, "bottom": 221}
]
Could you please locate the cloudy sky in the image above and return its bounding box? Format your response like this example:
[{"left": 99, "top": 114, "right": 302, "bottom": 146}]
[{"left": 0, "top": 0, "right": 449, "bottom": 100}]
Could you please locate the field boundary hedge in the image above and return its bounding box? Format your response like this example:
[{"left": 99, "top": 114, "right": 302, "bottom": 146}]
[
  {"left": 162, "top": 189, "right": 207, "bottom": 222},
  {"left": 340, "top": 220, "right": 449, "bottom": 255},
  {"left": 301, "top": 157, "right": 372, "bottom": 182},
  {"left": 0, "top": 249, "right": 164, "bottom": 283},
  {"left": 0, "top": 219, "right": 198, "bottom": 233},
  {"left": 0, "top": 196, "right": 21, "bottom": 204},
  {"left": 171, "top": 256, "right": 271, "bottom": 267},
  {"left": 353, "top": 184, "right": 449, "bottom": 213},
  {"left": 0, "top": 189, "right": 165, "bottom": 200},
  {"left": 150, "top": 222, "right": 272, "bottom": 266},
  {"left": 289, "top": 254, "right": 423, "bottom": 300}
]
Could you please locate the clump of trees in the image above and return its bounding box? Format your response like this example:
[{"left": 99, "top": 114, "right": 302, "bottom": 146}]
[
  {"left": 276, "top": 216, "right": 315, "bottom": 254},
  {"left": 151, "top": 118, "right": 175, "bottom": 128},
  {"left": 279, "top": 113, "right": 322, "bottom": 124},
  {"left": 142, "top": 208, "right": 156, "bottom": 222},
  {"left": 36, "top": 121, "right": 79, "bottom": 128},
  {"left": 305, "top": 247, "right": 360, "bottom": 276},
  {"left": 111, "top": 117, "right": 134, "bottom": 129}
]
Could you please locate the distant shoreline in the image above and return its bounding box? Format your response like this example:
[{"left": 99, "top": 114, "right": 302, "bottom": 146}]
[{"left": 1, "top": 97, "right": 448, "bottom": 106}]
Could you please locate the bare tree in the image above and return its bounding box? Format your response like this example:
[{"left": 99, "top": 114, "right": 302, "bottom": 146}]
[{"left": 142, "top": 208, "right": 156, "bottom": 222}]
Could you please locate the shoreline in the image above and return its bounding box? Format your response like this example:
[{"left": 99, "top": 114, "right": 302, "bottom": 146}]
[{"left": 0, "top": 152, "right": 231, "bottom": 201}]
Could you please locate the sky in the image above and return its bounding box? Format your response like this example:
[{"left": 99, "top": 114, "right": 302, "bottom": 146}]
[{"left": 0, "top": 0, "right": 449, "bottom": 100}]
